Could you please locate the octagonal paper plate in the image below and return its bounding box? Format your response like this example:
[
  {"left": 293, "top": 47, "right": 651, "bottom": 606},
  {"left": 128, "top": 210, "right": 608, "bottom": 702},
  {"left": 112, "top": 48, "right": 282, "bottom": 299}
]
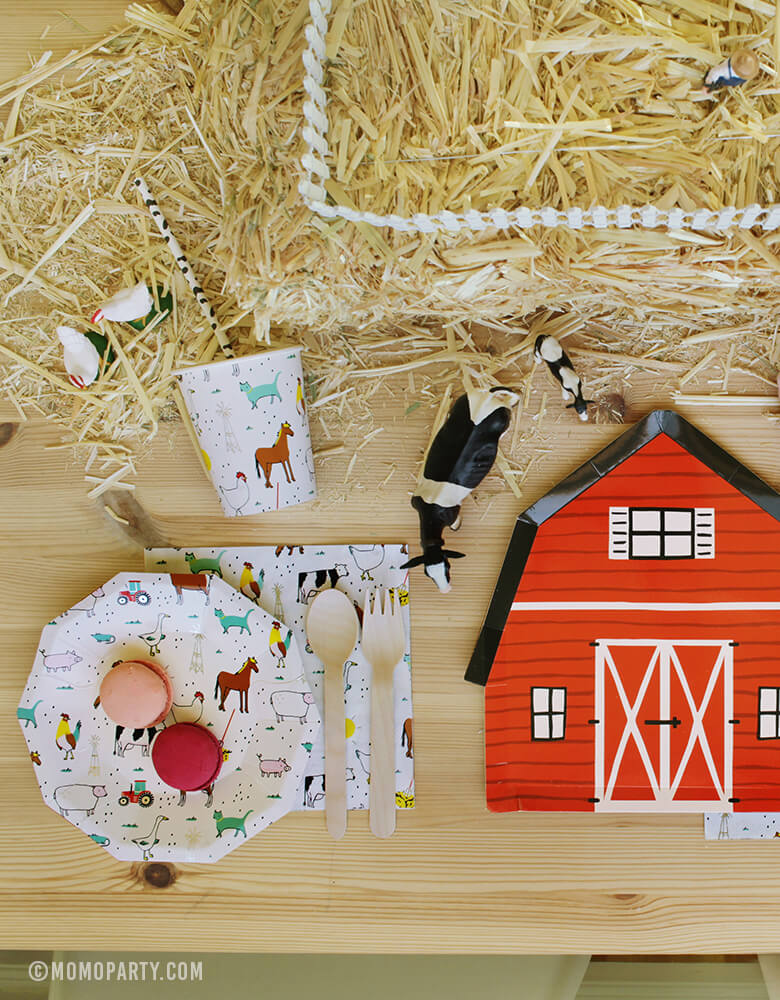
[{"left": 17, "top": 572, "right": 320, "bottom": 862}]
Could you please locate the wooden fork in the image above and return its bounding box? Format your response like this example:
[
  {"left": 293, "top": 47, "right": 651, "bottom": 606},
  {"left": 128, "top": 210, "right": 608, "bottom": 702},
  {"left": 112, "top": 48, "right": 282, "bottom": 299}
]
[{"left": 361, "top": 589, "right": 405, "bottom": 838}]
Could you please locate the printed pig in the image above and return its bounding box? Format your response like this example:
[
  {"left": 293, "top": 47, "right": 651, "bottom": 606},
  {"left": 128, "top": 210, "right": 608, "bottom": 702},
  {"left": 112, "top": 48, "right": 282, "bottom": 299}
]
[
  {"left": 42, "top": 650, "right": 83, "bottom": 673},
  {"left": 257, "top": 755, "right": 291, "bottom": 777}
]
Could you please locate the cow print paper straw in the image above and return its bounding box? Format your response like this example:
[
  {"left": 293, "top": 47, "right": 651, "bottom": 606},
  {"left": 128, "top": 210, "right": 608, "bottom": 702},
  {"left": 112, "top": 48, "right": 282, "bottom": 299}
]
[{"left": 133, "top": 177, "right": 234, "bottom": 359}]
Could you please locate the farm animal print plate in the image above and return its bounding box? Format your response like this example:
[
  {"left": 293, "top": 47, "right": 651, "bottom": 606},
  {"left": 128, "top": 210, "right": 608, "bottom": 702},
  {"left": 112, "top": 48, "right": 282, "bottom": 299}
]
[
  {"left": 176, "top": 346, "right": 316, "bottom": 516},
  {"left": 17, "top": 573, "right": 319, "bottom": 862},
  {"left": 146, "top": 546, "right": 415, "bottom": 812}
]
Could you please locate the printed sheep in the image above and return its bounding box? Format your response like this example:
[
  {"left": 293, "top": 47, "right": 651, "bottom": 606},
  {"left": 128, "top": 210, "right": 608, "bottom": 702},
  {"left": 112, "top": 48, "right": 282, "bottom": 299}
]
[
  {"left": 53, "top": 783, "right": 107, "bottom": 817},
  {"left": 269, "top": 690, "right": 314, "bottom": 723}
]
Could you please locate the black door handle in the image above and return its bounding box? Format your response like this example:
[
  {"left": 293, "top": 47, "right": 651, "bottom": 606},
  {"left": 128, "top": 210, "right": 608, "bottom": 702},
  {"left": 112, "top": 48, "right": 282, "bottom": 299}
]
[{"left": 643, "top": 717, "right": 681, "bottom": 728}]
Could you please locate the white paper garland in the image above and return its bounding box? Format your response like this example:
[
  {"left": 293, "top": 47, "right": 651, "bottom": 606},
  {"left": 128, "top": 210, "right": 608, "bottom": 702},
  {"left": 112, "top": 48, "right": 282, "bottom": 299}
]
[{"left": 297, "top": 0, "right": 780, "bottom": 234}]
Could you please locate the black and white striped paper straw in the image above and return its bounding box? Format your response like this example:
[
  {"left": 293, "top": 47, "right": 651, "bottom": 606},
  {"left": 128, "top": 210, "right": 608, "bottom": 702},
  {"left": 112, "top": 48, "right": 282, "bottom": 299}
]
[{"left": 133, "top": 177, "right": 234, "bottom": 359}]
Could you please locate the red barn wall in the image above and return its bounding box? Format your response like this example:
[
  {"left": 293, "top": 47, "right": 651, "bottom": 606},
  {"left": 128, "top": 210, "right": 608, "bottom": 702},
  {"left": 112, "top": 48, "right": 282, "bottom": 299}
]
[{"left": 485, "top": 433, "right": 780, "bottom": 813}]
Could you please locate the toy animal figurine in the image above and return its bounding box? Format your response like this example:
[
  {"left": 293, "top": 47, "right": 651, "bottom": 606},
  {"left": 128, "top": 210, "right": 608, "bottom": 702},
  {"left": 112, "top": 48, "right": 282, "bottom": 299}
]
[
  {"left": 704, "top": 48, "right": 759, "bottom": 93},
  {"left": 91, "top": 281, "right": 153, "bottom": 324},
  {"left": 401, "top": 386, "right": 519, "bottom": 593},
  {"left": 534, "top": 334, "right": 592, "bottom": 421},
  {"left": 57, "top": 326, "right": 114, "bottom": 388}
]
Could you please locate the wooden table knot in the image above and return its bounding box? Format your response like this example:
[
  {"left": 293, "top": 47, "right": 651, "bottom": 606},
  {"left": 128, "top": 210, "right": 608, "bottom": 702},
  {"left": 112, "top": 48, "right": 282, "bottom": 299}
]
[
  {"left": 0, "top": 422, "right": 19, "bottom": 448},
  {"left": 140, "top": 862, "right": 177, "bottom": 889}
]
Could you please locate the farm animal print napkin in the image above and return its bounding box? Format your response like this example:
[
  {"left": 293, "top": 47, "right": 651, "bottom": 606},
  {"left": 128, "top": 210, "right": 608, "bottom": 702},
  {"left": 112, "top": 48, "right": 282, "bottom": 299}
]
[
  {"left": 704, "top": 813, "right": 780, "bottom": 840},
  {"left": 146, "top": 545, "right": 415, "bottom": 811}
]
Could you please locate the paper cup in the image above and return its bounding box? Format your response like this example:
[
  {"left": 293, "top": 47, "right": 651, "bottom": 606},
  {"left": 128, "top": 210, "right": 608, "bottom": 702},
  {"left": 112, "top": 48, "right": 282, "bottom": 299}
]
[{"left": 176, "top": 347, "right": 316, "bottom": 516}]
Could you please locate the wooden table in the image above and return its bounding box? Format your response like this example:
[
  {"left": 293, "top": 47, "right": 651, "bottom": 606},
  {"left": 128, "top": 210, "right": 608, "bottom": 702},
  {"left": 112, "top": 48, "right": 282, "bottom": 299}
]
[{"left": 4, "top": 3, "right": 780, "bottom": 955}]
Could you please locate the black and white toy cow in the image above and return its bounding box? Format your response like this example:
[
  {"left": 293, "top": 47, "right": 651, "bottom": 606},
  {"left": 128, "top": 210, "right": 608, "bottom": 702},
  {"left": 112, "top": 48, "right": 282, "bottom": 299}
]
[
  {"left": 401, "top": 386, "right": 519, "bottom": 593},
  {"left": 534, "top": 334, "right": 592, "bottom": 421}
]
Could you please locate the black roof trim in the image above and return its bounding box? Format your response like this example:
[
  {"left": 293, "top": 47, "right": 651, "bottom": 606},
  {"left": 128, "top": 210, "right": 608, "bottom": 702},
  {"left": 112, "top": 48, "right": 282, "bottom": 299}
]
[
  {"left": 465, "top": 409, "right": 780, "bottom": 686},
  {"left": 464, "top": 516, "right": 537, "bottom": 686}
]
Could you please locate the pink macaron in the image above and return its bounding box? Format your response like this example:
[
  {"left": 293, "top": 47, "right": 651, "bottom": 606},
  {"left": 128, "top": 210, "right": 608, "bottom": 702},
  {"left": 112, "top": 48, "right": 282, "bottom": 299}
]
[
  {"left": 98, "top": 659, "right": 173, "bottom": 729},
  {"left": 151, "top": 723, "right": 223, "bottom": 792}
]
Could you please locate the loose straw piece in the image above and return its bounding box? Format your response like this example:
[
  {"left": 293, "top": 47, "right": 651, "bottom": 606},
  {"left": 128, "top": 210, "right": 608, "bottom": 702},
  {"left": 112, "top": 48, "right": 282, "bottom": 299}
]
[
  {"left": 98, "top": 322, "right": 158, "bottom": 429},
  {"left": 495, "top": 450, "right": 523, "bottom": 500},
  {"left": 673, "top": 393, "right": 779, "bottom": 406},
  {"left": 124, "top": 3, "right": 194, "bottom": 42},
  {"left": 776, "top": 0, "right": 780, "bottom": 78},
  {"left": 104, "top": 505, "right": 131, "bottom": 525},
  {"left": 678, "top": 350, "right": 717, "bottom": 386},
  {"left": 85, "top": 465, "right": 136, "bottom": 498},
  {"left": 132, "top": 177, "right": 234, "bottom": 359},
  {"left": 3, "top": 203, "right": 95, "bottom": 304},
  {"left": 0, "top": 29, "right": 126, "bottom": 109}
]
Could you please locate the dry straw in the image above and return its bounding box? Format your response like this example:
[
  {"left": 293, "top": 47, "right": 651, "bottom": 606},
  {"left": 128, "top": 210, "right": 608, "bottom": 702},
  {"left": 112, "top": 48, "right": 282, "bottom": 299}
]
[{"left": 0, "top": 0, "right": 778, "bottom": 500}]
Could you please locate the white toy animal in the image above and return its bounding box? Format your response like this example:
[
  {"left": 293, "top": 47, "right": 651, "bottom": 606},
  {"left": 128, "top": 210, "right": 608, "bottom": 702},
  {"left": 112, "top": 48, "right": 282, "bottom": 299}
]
[
  {"left": 91, "top": 281, "right": 153, "bottom": 324},
  {"left": 57, "top": 326, "right": 102, "bottom": 388}
]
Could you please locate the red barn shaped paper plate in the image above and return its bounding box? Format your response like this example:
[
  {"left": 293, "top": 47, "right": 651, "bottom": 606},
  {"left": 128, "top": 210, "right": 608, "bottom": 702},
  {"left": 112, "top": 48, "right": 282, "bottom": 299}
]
[{"left": 467, "top": 410, "right": 780, "bottom": 814}]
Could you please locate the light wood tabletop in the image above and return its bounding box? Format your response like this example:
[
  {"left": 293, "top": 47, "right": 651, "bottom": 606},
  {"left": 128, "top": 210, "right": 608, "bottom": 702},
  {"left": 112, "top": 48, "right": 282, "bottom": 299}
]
[{"left": 4, "top": 2, "right": 780, "bottom": 955}]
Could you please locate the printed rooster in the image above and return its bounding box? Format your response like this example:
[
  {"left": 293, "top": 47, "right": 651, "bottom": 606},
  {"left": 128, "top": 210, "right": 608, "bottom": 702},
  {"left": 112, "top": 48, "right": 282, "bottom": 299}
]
[
  {"left": 56, "top": 713, "right": 81, "bottom": 760},
  {"left": 269, "top": 621, "right": 294, "bottom": 668},
  {"left": 219, "top": 471, "right": 250, "bottom": 515},
  {"left": 240, "top": 561, "right": 264, "bottom": 604}
]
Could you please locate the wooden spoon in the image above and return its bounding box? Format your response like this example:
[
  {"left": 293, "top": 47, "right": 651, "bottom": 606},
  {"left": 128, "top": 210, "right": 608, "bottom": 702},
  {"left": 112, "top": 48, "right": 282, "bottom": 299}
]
[{"left": 306, "top": 589, "right": 359, "bottom": 839}]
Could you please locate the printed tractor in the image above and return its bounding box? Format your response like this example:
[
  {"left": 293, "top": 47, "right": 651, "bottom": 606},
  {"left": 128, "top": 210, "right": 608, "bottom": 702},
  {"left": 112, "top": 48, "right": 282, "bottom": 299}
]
[
  {"left": 117, "top": 580, "right": 151, "bottom": 606},
  {"left": 118, "top": 780, "right": 154, "bottom": 807}
]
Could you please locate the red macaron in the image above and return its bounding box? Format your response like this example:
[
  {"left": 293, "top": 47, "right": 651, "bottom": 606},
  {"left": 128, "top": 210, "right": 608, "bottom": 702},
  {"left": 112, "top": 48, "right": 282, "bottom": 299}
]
[{"left": 151, "top": 722, "right": 223, "bottom": 792}]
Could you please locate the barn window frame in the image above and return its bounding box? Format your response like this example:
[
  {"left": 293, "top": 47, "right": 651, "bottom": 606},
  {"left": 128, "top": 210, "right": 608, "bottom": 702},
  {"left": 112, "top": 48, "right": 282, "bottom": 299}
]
[
  {"left": 757, "top": 687, "right": 780, "bottom": 740},
  {"left": 531, "top": 686, "right": 567, "bottom": 741},
  {"left": 609, "top": 506, "right": 715, "bottom": 560}
]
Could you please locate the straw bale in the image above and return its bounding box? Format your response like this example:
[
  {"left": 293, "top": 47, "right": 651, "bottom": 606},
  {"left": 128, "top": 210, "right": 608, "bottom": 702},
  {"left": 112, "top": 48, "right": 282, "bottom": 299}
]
[{"left": 0, "top": 0, "right": 779, "bottom": 500}]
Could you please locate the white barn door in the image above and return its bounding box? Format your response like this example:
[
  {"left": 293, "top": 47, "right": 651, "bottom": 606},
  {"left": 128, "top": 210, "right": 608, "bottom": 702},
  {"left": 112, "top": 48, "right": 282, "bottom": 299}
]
[{"left": 594, "top": 639, "right": 733, "bottom": 812}]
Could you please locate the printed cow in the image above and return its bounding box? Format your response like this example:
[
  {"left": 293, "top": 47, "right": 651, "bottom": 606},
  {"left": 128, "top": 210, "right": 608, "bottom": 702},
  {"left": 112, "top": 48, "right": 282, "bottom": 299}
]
[
  {"left": 297, "top": 565, "right": 348, "bottom": 604},
  {"left": 402, "top": 386, "right": 519, "bottom": 593},
  {"left": 303, "top": 769, "right": 356, "bottom": 808}
]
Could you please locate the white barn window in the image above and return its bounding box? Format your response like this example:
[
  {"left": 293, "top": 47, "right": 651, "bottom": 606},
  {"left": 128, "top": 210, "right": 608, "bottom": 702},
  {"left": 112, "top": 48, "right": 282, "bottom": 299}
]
[
  {"left": 758, "top": 687, "right": 780, "bottom": 740},
  {"left": 609, "top": 507, "right": 715, "bottom": 560},
  {"left": 531, "top": 686, "right": 566, "bottom": 740}
]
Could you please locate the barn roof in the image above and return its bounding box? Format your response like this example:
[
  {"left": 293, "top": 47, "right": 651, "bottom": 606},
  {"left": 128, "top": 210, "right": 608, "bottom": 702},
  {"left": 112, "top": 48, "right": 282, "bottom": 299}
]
[{"left": 465, "top": 408, "right": 780, "bottom": 686}]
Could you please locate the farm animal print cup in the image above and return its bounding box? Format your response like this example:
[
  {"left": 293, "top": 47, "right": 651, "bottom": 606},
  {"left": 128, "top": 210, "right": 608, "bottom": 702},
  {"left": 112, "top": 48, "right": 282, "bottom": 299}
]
[{"left": 175, "top": 347, "right": 316, "bottom": 516}]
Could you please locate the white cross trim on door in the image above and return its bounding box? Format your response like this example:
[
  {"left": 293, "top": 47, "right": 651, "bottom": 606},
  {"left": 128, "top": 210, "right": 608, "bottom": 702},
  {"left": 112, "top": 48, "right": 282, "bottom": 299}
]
[
  {"left": 594, "top": 639, "right": 733, "bottom": 813},
  {"left": 599, "top": 644, "right": 662, "bottom": 803}
]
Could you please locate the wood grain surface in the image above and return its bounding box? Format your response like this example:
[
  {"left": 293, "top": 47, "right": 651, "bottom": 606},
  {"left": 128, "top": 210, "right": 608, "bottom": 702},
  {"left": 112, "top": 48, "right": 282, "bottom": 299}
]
[{"left": 4, "top": 2, "right": 780, "bottom": 955}]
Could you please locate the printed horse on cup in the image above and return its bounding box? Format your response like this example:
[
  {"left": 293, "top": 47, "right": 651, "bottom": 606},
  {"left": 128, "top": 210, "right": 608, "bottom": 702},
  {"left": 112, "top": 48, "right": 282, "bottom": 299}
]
[{"left": 255, "top": 422, "right": 295, "bottom": 489}]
